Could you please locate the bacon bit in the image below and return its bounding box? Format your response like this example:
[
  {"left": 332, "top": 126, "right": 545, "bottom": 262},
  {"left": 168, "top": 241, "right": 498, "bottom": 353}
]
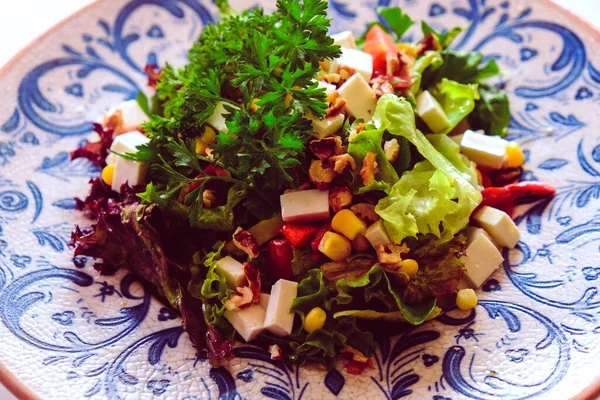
[
  {"left": 417, "top": 33, "right": 441, "bottom": 56},
  {"left": 376, "top": 243, "right": 409, "bottom": 265},
  {"left": 143, "top": 63, "right": 161, "bottom": 89},
  {"left": 268, "top": 344, "right": 284, "bottom": 360},
  {"left": 341, "top": 346, "right": 374, "bottom": 375},
  {"left": 360, "top": 151, "right": 378, "bottom": 185},
  {"left": 329, "top": 153, "right": 356, "bottom": 174},
  {"left": 308, "top": 160, "right": 336, "bottom": 190},
  {"left": 310, "top": 137, "right": 339, "bottom": 161},
  {"left": 326, "top": 97, "right": 347, "bottom": 118},
  {"left": 233, "top": 227, "right": 260, "bottom": 259},
  {"left": 224, "top": 286, "right": 254, "bottom": 310},
  {"left": 350, "top": 203, "right": 379, "bottom": 223},
  {"left": 243, "top": 262, "right": 261, "bottom": 304},
  {"left": 329, "top": 186, "right": 353, "bottom": 213}
]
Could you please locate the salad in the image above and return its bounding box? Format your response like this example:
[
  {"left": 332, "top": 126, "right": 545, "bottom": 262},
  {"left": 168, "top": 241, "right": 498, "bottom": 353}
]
[{"left": 70, "top": 0, "right": 556, "bottom": 372}]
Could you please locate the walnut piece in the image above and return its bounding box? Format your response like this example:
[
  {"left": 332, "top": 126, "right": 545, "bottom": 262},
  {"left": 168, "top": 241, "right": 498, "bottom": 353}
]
[
  {"left": 375, "top": 243, "right": 409, "bottom": 265},
  {"left": 329, "top": 153, "right": 356, "bottom": 174},
  {"left": 326, "top": 97, "right": 347, "bottom": 118},
  {"left": 224, "top": 286, "right": 254, "bottom": 311},
  {"left": 351, "top": 203, "right": 379, "bottom": 223},
  {"left": 329, "top": 186, "right": 353, "bottom": 213},
  {"left": 308, "top": 160, "right": 337, "bottom": 190},
  {"left": 232, "top": 227, "right": 260, "bottom": 259},
  {"left": 103, "top": 109, "right": 124, "bottom": 136},
  {"left": 202, "top": 189, "right": 217, "bottom": 208},
  {"left": 384, "top": 139, "right": 400, "bottom": 163},
  {"left": 310, "top": 137, "right": 339, "bottom": 161},
  {"left": 360, "top": 151, "right": 379, "bottom": 185}
]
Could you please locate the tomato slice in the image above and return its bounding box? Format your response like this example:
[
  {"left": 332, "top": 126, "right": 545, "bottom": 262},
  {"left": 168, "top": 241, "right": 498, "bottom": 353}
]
[{"left": 363, "top": 25, "right": 398, "bottom": 78}]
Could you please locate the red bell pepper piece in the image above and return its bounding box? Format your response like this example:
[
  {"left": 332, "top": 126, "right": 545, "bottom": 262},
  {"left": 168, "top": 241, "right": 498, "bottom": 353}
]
[
  {"left": 280, "top": 223, "right": 320, "bottom": 248},
  {"left": 267, "top": 238, "right": 294, "bottom": 281},
  {"left": 310, "top": 223, "right": 332, "bottom": 252},
  {"left": 480, "top": 181, "right": 556, "bottom": 215}
]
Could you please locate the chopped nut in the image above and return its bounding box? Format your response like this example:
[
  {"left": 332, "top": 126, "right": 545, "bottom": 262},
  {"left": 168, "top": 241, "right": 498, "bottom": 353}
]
[
  {"left": 320, "top": 73, "right": 341, "bottom": 84},
  {"left": 352, "top": 234, "right": 371, "bottom": 252},
  {"left": 269, "top": 344, "right": 284, "bottom": 360},
  {"left": 329, "top": 153, "right": 356, "bottom": 174},
  {"left": 384, "top": 139, "right": 401, "bottom": 163},
  {"left": 338, "top": 65, "right": 356, "bottom": 82},
  {"left": 232, "top": 227, "right": 260, "bottom": 259},
  {"left": 360, "top": 151, "right": 379, "bottom": 185},
  {"left": 347, "top": 123, "right": 366, "bottom": 143},
  {"left": 351, "top": 203, "right": 379, "bottom": 223},
  {"left": 202, "top": 189, "right": 217, "bottom": 208},
  {"left": 375, "top": 243, "right": 409, "bottom": 265},
  {"left": 224, "top": 286, "right": 254, "bottom": 310},
  {"left": 308, "top": 160, "right": 336, "bottom": 190},
  {"left": 326, "top": 97, "right": 347, "bottom": 118},
  {"left": 329, "top": 186, "right": 353, "bottom": 213},
  {"left": 103, "top": 109, "right": 124, "bottom": 136},
  {"left": 310, "top": 137, "right": 338, "bottom": 161},
  {"left": 371, "top": 77, "right": 395, "bottom": 97},
  {"left": 326, "top": 90, "right": 339, "bottom": 104}
]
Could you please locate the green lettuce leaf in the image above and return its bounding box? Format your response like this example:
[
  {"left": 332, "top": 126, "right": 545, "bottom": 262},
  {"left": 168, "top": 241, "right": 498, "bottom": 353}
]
[
  {"left": 373, "top": 95, "right": 481, "bottom": 242},
  {"left": 348, "top": 128, "right": 399, "bottom": 194},
  {"left": 421, "top": 21, "right": 462, "bottom": 49},
  {"left": 430, "top": 78, "right": 480, "bottom": 134},
  {"left": 334, "top": 306, "right": 442, "bottom": 322},
  {"left": 410, "top": 50, "right": 443, "bottom": 96},
  {"left": 470, "top": 84, "right": 510, "bottom": 137}
]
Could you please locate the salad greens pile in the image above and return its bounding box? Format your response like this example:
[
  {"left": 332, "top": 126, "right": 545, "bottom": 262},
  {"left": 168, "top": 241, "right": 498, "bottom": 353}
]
[{"left": 72, "top": 0, "right": 512, "bottom": 369}]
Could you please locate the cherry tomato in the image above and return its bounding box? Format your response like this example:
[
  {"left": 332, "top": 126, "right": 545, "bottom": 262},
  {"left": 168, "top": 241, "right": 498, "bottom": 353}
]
[{"left": 363, "top": 25, "right": 398, "bottom": 78}]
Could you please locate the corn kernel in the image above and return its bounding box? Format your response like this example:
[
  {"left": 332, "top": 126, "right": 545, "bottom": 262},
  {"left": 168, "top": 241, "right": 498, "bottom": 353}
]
[
  {"left": 304, "top": 307, "right": 327, "bottom": 333},
  {"left": 397, "top": 43, "right": 418, "bottom": 59},
  {"left": 456, "top": 288, "right": 478, "bottom": 310},
  {"left": 504, "top": 142, "right": 525, "bottom": 168},
  {"left": 318, "top": 231, "right": 352, "bottom": 261},
  {"left": 331, "top": 209, "right": 367, "bottom": 240},
  {"left": 195, "top": 137, "right": 209, "bottom": 155},
  {"left": 200, "top": 125, "right": 217, "bottom": 144},
  {"left": 101, "top": 164, "right": 115, "bottom": 186},
  {"left": 400, "top": 259, "right": 419, "bottom": 278}
]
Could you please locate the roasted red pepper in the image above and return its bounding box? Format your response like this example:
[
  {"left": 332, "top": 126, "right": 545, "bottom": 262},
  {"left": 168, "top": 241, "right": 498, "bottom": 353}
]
[
  {"left": 267, "top": 238, "right": 294, "bottom": 281},
  {"left": 280, "top": 223, "right": 321, "bottom": 248},
  {"left": 480, "top": 181, "right": 556, "bottom": 215},
  {"left": 311, "top": 223, "right": 332, "bottom": 252}
]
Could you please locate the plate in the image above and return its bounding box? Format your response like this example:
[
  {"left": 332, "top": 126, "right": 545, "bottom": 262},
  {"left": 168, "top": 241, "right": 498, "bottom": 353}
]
[{"left": 0, "top": 0, "right": 599, "bottom": 399}]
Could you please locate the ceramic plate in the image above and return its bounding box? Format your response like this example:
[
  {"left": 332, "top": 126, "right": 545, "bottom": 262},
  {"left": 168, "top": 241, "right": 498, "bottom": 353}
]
[{"left": 1, "top": 0, "right": 599, "bottom": 399}]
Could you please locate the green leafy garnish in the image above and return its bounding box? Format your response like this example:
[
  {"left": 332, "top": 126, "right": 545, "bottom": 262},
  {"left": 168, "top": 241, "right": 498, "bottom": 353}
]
[{"left": 421, "top": 21, "right": 463, "bottom": 49}]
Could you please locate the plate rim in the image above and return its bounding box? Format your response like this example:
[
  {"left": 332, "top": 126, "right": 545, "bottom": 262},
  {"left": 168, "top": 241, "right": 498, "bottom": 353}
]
[{"left": 0, "top": 0, "right": 599, "bottom": 399}]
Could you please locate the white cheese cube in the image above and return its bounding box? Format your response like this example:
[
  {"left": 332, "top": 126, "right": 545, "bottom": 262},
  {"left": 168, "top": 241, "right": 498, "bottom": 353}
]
[
  {"left": 104, "top": 100, "right": 149, "bottom": 134},
  {"left": 365, "top": 220, "right": 392, "bottom": 248},
  {"left": 107, "top": 131, "right": 150, "bottom": 165},
  {"left": 310, "top": 113, "right": 345, "bottom": 139},
  {"left": 259, "top": 293, "right": 270, "bottom": 309},
  {"left": 264, "top": 279, "right": 298, "bottom": 337},
  {"left": 206, "top": 101, "right": 239, "bottom": 133},
  {"left": 331, "top": 31, "right": 357, "bottom": 49},
  {"left": 461, "top": 227, "right": 504, "bottom": 288},
  {"left": 224, "top": 305, "right": 266, "bottom": 342},
  {"left": 338, "top": 73, "right": 377, "bottom": 122},
  {"left": 280, "top": 189, "right": 330, "bottom": 223},
  {"left": 330, "top": 48, "right": 373, "bottom": 82},
  {"left": 416, "top": 90, "right": 450, "bottom": 134},
  {"left": 460, "top": 130, "right": 508, "bottom": 169},
  {"left": 215, "top": 256, "right": 247, "bottom": 288},
  {"left": 472, "top": 206, "right": 521, "bottom": 248},
  {"left": 111, "top": 157, "right": 149, "bottom": 191}
]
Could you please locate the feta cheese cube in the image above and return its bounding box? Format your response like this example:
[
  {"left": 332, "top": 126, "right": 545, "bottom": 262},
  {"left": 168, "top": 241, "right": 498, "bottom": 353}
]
[
  {"left": 461, "top": 227, "right": 504, "bottom": 288},
  {"left": 264, "top": 279, "right": 298, "bottom": 337},
  {"left": 259, "top": 293, "right": 270, "bottom": 309},
  {"left": 111, "top": 157, "right": 149, "bottom": 192},
  {"left": 330, "top": 48, "right": 373, "bottom": 82},
  {"left": 280, "top": 189, "right": 330, "bottom": 223},
  {"left": 224, "top": 305, "right": 266, "bottom": 342},
  {"left": 107, "top": 131, "right": 149, "bottom": 165},
  {"left": 338, "top": 73, "right": 377, "bottom": 122},
  {"left": 460, "top": 130, "right": 508, "bottom": 169},
  {"left": 331, "top": 31, "right": 357, "bottom": 49},
  {"left": 416, "top": 90, "right": 450, "bottom": 134},
  {"left": 310, "top": 113, "right": 345, "bottom": 139},
  {"left": 206, "top": 101, "right": 239, "bottom": 133},
  {"left": 215, "top": 256, "right": 247, "bottom": 288},
  {"left": 472, "top": 206, "right": 521, "bottom": 248},
  {"left": 104, "top": 100, "right": 149, "bottom": 135},
  {"left": 365, "top": 220, "right": 392, "bottom": 249}
]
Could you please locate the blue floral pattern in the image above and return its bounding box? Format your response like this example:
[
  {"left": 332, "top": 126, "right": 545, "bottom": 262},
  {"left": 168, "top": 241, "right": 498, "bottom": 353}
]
[{"left": 0, "top": 0, "right": 598, "bottom": 398}]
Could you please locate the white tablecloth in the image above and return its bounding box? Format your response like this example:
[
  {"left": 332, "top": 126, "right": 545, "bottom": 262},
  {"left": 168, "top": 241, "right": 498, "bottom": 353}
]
[{"left": 0, "top": 1, "right": 597, "bottom": 399}]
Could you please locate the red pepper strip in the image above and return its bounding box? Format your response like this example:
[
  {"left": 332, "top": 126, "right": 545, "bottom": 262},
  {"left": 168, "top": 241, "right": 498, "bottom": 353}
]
[
  {"left": 311, "top": 223, "right": 332, "bottom": 252},
  {"left": 267, "top": 238, "right": 295, "bottom": 281},
  {"left": 480, "top": 181, "right": 556, "bottom": 215},
  {"left": 280, "top": 223, "right": 321, "bottom": 248}
]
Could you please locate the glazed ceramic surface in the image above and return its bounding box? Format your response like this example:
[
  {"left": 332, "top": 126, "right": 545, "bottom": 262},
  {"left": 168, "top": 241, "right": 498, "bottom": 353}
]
[{"left": 0, "top": 0, "right": 599, "bottom": 398}]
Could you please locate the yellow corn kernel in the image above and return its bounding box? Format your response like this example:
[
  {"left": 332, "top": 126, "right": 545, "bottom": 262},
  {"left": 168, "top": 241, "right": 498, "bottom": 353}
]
[
  {"left": 200, "top": 125, "right": 217, "bottom": 144},
  {"left": 397, "top": 42, "right": 418, "bottom": 59},
  {"left": 195, "top": 137, "right": 209, "bottom": 156},
  {"left": 504, "top": 141, "right": 525, "bottom": 168},
  {"left": 318, "top": 231, "right": 352, "bottom": 262},
  {"left": 456, "top": 288, "right": 478, "bottom": 310},
  {"left": 331, "top": 209, "right": 367, "bottom": 240},
  {"left": 352, "top": 234, "right": 371, "bottom": 253},
  {"left": 304, "top": 307, "right": 327, "bottom": 333},
  {"left": 101, "top": 164, "right": 115, "bottom": 186},
  {"left": 400, "top": 259, "right": 419, "bottom": 278}
]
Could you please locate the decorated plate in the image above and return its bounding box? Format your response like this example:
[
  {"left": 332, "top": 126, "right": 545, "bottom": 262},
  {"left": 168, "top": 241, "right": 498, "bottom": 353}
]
[{"left": 1, "top": 0, "right": 599, "bottom": 399}]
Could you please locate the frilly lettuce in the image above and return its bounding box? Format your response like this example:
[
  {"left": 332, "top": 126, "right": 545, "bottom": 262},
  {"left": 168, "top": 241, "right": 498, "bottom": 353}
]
[
  {"left": 430, "top": 78, "right": 480, "bottom": 134},
  {"left": 373, "top": 95, "right": 481, "bottom": 242}
]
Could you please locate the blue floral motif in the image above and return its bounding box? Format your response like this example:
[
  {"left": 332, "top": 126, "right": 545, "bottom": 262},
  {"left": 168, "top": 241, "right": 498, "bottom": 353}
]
[
  {"left": 575, "top": 87, "right": 593, "bottom": 100},
  {"left": 157, "top": 307, "right": 177, "bottom": 321},
  {"left": 324, "top": 368, "right": 345, "bottom": 395},
  {"left": 52, "top": 311, "right": 75, "bottom": 326}
]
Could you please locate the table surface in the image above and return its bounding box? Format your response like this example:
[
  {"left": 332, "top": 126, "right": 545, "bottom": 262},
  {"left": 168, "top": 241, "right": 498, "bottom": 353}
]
[{"left": 0, "top": 0, "right": 597, "bottom": 399}]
